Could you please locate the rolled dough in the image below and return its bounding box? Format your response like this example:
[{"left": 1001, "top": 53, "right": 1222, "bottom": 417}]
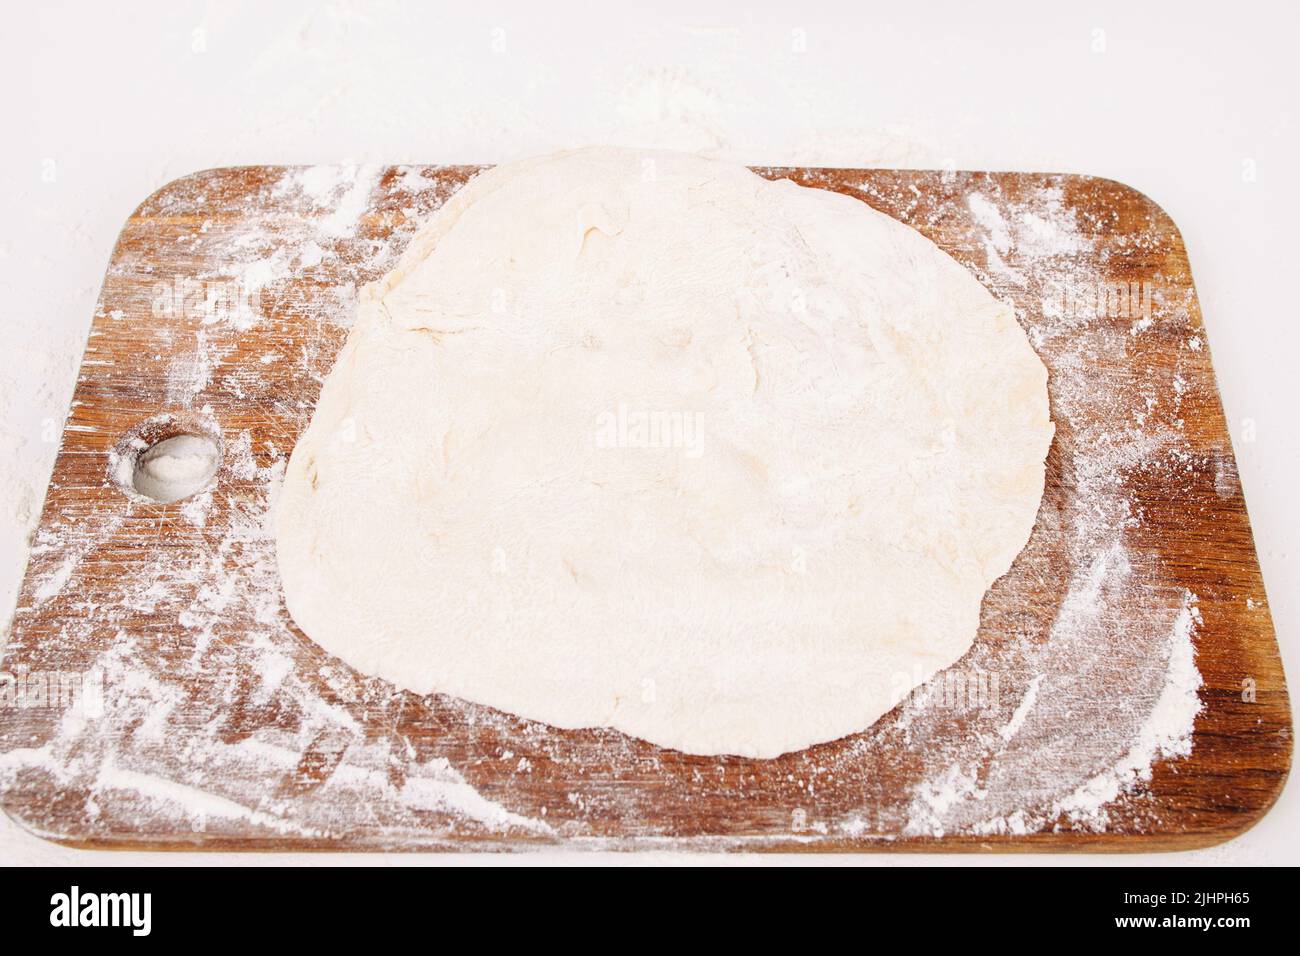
[{"left": 275, "top": 148, "right": 1053, "bottom": 758}]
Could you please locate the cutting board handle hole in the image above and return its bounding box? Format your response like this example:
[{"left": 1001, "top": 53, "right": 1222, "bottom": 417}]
[{"left": 109, "top": 414, "right": 223, "bottom": 504}]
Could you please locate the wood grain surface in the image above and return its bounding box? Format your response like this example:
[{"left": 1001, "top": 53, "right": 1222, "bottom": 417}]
[{"left": 0, "top": 164, "right": 1290, "bottom": 851}]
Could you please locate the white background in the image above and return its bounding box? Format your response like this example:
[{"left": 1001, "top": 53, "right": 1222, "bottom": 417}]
[{"left": 1, "top": 0, "right": 1295, "bottom": 865}]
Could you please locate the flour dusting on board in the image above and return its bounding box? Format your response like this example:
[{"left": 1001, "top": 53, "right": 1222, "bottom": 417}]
[
  {"left": 1, "top": 166, "right": 1215, "bottom": 848},
  {"left": 830, "top": 173, "right": 1209, "bottom": 839},
  {"left": 2, "top": 166, "right": 554, "bottom": 846}
]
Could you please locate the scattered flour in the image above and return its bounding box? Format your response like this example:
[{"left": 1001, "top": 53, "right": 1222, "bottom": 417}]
[
  {"left": 0, "top": 167, "right": 554, "bottom": 846},
  {"left": 998, "top": 674, "right": 1043, "bottom": 743},
  {"left": 2, "top": 163, "right": 1212, "bottom": 847},
  {"left": 835, "top": 170, "right": 1210, "bottom": 839}
]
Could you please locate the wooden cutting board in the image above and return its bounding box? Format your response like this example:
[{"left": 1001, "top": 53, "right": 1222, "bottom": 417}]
[{"left": 0, "top": 164, "right": 1290, "bottom": 851}]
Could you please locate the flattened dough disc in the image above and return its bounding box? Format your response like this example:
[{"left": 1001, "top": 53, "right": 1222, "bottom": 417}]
[{"left": 276, "top": 148, "right": 1053, "bottom": 758}]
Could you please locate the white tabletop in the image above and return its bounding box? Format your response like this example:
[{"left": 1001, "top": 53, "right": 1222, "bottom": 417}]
[{"left": 1, "top": 0, "right": 1295, "bottom": 865}]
